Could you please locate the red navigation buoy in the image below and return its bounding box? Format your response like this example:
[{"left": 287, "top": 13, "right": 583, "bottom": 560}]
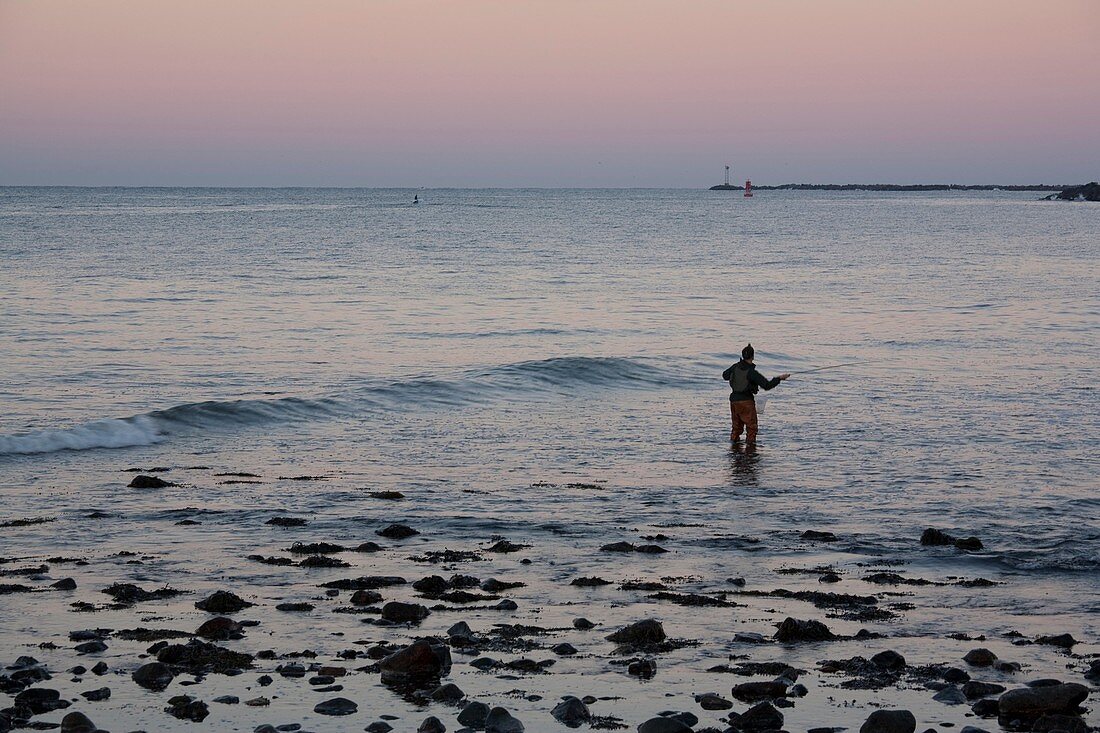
[{"left": 744, "top": 180, "right": 753, "bottom": 198}]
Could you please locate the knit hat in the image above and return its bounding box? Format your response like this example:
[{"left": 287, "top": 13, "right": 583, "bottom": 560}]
[{"left": 742, "top": 343, "right": 754, "bottom": 360}]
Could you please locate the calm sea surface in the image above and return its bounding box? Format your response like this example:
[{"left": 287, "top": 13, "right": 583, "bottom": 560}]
[{"left": 0, "top": 187, "right": 1097, "bottom": 729}]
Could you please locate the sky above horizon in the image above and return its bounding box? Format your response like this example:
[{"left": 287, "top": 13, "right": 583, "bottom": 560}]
[{"left": 1, "top": 0, "right": 1098, "bottom": 187}]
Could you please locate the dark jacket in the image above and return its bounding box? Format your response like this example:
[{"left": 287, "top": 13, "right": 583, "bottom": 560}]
[{"left": 722, "top": 359, "right": 781, "bottom": 402}]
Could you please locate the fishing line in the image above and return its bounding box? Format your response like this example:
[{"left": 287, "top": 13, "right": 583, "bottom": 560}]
[
  {"left": 788, "top": 359, "right": 876, "bottom": 376},
  {"left": 757, "top": 359, "right": 883, "bottom": 413}
]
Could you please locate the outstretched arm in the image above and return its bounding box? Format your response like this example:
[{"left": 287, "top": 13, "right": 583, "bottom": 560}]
[{"left": 751, "top": 370, "right": 790, "bottom": 391}]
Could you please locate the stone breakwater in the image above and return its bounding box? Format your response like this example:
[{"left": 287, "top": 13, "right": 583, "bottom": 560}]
[{"left": 0, "top": 468, "right": 1096, "bottom": 733}]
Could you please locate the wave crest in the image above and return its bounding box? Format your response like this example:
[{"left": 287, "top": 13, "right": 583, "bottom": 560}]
[{"left": 0, "top": 415, "right": 163, "bottom": 455}]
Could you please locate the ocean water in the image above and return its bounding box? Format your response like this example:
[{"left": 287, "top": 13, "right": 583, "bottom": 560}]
[{"left": 1, "top": 187, "right": 1097, "bottom": 731}]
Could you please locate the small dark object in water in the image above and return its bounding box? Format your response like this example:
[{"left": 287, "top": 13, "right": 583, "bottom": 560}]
[
  {"left": 377, "top": 523, "right": 419, "bottom": 539},
  {"left": 920, "top": 528, "right": 956, "bottom": 546},
  {"left": 266, "top": 516, "right": 307, "bottom": 527},
  {"left": 128, "top": 475, "right": 174, "bottom": 489},
  {"left": 486, "top": 539, "right": 528, "bottom": 552},
  {"left": 571, "top": 576, "right": 612, "bottom": 587}
]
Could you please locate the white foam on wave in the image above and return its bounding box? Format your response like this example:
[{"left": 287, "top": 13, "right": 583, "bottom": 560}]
[{"left": 0, "top": 415, "right": 163, "bottom": 456}]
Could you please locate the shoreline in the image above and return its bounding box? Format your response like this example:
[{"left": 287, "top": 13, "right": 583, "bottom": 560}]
[{"left": 2, "top": 466, "right": 1095, "bottom": 733}]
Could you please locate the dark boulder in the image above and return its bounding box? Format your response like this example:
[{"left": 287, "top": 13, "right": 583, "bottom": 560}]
[
  {"left": 195, "top": 616, "right": 244, "bottom": 640},
  {"left": 382, "top": 601, "right": 430, "bottom": 624},
  {"left": 997, "top": 682, "right": 1088, "bottom": 717},
  {"left": 738, "top": 701, "right": 784, "bottom": 732},
  {"left": 430, "top": 682, "right": 465, "bottom": 704},
  {"left": 775, "top": 617, "right": 835, "bottom": 642},
  {"left": 418, "top": 716, "right": 446, "bottom": 733},
  {"left": 1030, "top": 713, "right": 1089, "bottom": 733},
  {"left": 195, "top": 590, "right": 253, "bottom": 613},
  {"left": 14, "top": 687, "right": 68, "bottom": 714},
  {"left": 75, "top": 640, "right": 108, "bottom": 654},
  {"left": 606, "top": 619, "right": 666, "bottom": 645},
  {"left": 314, "top": 697, "right": 358, "bottom": 716},
  {"left": 458, "top": 700, "right": 491, "bottom": 728},
  {"left": 485, "top": 706, "right": 524, "bottom": 732},
  {"left": 870, "top": 650, "right": 906, "bottom": 671},
  {"left": 933, "top": 685, "right": 967, "bottom": 705},
  {"left": 802, "top": 530, "right": 839, "bottom": 542},
  {"left": 551, "top": 696, "right": 591, "bottom": 727},
  {"left": 59, "top": 712, "right": 98, "bottom": 733},
  {"left": 350, "top": 589, "right": 383, "bottom": 605},
  {"left": 132, "top": 662, "right": 174, "bottom": 691},
  {"left": 379, "top": 638, "right": 452, "bottom": 686},
  {"left": 413, "top": 575, "right": 449, "bottom": 594},
  {"left": 731, "top": 680, "right": 787, "bottom": 702},
  {"left": 971, "top": 699, "right": 999, "bottom": 717},
  {"left": 963, "top": 648, "right": 997, "bottom": 666},
  {"left": 81, "top": 687, "right": 110, "bottom": 702},
  {"left": 1035, "top": 633, "right": 1076, "bottom": 649},
  {"left": 638, "top": 716, "right": 692, "bottom": 733},
  {"left": 859, "top": 709, "right": 915, "bottom": 733},
  {"left": 166, "top": 694, "right": 209, "bottom": 722},
  {"left": 963, "top": 681, "right": 1005, "bottom": 699},
  {"left": 696, "top": 692, "right": 733, "bottom": 710}
]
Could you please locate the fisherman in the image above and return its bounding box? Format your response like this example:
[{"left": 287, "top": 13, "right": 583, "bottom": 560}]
[{"left": 722, "top": 343, "right": 789, "bottom": 443}]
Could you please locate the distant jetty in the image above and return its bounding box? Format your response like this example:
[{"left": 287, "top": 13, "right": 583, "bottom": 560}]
[
  {"left": 1047, "top": 181, "right": 1100, "bottom": 201},
  {"left": 710, "top": 183, "right": 1068, "bottom": 192}
]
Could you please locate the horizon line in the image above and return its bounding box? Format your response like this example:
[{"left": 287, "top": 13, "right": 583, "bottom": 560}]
[{"left": 0, "top": 182, "right": 1084, "bottom": 190}]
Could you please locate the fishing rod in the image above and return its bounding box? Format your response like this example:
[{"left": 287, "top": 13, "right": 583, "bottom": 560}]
[
  {"left": 787, "top": 360, "right": 874, "bottom": 377},
  {"left": 756, "top": 359, "right": 877, "bottom": 413}
]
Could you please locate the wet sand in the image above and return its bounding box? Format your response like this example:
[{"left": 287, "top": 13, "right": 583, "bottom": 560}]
[{"left": 1, "top": 465, "right": 1096, "bottom": 733}]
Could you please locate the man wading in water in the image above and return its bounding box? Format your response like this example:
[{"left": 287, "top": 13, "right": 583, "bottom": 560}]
[{"left": 723, "top": 343, "right": 789, "bottom": 443}]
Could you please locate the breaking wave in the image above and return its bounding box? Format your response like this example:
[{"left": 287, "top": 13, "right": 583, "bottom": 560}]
[{"left": 0, "top": 356, "right": 696, "bottom": 457}]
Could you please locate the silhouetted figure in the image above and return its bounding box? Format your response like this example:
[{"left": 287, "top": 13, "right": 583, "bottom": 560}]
[
  {"left": 722, "top": 343, "right": 789, "bottom": 443},
  {"left": 413, "top": 194, "right": 419, "bottom": 204}
]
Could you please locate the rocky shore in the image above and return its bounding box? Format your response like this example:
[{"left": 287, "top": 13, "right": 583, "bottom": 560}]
[{"left": 0, "top": 467, "right": 1095, "bottom": 733}]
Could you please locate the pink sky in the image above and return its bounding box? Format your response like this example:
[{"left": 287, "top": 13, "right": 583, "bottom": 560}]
[{"left": 1, "top": 0, "right": 1097, "bottom": 185}]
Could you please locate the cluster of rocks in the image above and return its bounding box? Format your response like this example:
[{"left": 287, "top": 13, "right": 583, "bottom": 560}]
[{"left": 3, "top": 481, "right": 1096, "bottom": 733}]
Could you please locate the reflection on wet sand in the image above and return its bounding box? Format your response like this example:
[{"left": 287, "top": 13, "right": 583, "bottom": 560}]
[{"left": 727, "top": 441, "right": 760, "bottom": 486}]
